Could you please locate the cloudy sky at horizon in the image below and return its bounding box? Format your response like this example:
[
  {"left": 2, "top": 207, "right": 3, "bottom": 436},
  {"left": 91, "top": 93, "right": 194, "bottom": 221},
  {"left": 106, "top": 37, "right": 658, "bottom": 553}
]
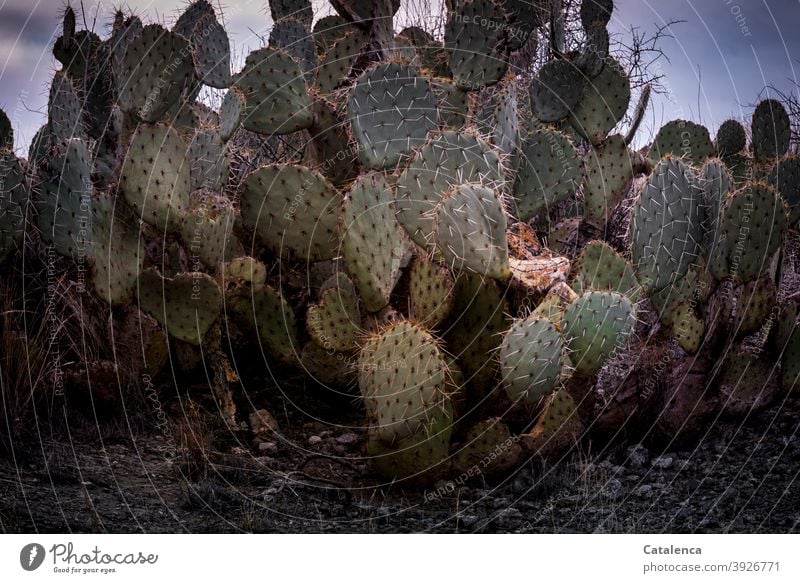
[{"left": 0, "top": 0, "right": 798, "bottom": 154}]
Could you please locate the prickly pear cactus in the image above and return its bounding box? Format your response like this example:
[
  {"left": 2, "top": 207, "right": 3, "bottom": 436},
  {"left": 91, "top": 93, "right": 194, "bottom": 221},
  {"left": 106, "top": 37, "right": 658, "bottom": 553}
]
[
  {"left": 240, "top": 164, "right": 342, "bottom": 262},
  {"left": 530, "top": 59, "right": 585, "bottom": 122},
  {"left": 136, "top": 268, "right": 222, "bottom": 345},
  {"left": 434, "top": 183, "right": 510, "bottom": 279},
  {"left": 235, "top": 47, "right": 313, "bottom": 135},
  {"left": 0, "top": 153, "right": 29, "bottom": 264},
  {"left": 395, "top": 131, "right": 504, "bottom": 249},
  {"left": 307, "top": 282, "right": 362, "bottom": 353},
  {"left": 513, "top": 128, "right": 581, "bottom": 221},
  {"left": 119, "top": 123, "right": 191, "bottom": 231},
  {"left": 768, "top": 156, "right": 800, "bottom": 226},
  {"left": 231, "top": 284, "right": 300, "bottom": 363},
  {"left": 562, "top": 291, "right": 636, "bottom": 377},
  {"left": 444, "top": 0, "right": 509, "bottom": 90},
  {"left": 348, "top": 63, "right": 438, "bottom": 170},
  {"left": 224, "top": 257, "right": 267, "bottom": 286},
  {"left": 630, "top": 156, "right": 704, "bottom": 293},
  {"left": 358, "top": 320, "right": 450, "bottom": 443},
  {"left": 648, "top": 120, "right": 714, "bottom": 166},
  {"left": 407, "top": 256, "right": 455, "bottom": 328},
  {"left": 498, "top": 315, "right": 564, "bottom": 406},
  {"left": 715, "top": 119, "right": 746, "bottom": 156},
  {"left": 583, "top": 134, "right": 635, "bottom": 227},
  {"left": 91, "top": 194, "right": 144, "bottom": 305},
  {"left": 571, "top": 240, "right": 642, "bottom": 300},
  {"left": 569, "top": 57, "right": 630, "bottom": 144},
  {"left": 269, "top": 18, "right": 317, "bottom": 81},
  {"left": 0, "top": 108, "right": 12, "bottom": 150},
  {"left": 751, "top": 98, "right": 790, "bottom": 162},
  {"left": 453, "top": 418, "right": 522, "bottom": 475},
  {"left": 521, "top": 388, "right": 582, "bottom": 456}
]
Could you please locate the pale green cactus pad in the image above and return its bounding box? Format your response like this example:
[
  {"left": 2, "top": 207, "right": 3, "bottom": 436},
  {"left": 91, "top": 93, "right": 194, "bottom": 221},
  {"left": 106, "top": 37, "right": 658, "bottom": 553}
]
[
  {"left": 408, "top": 255, "right": 455, "bottom": 328},
  {"left": 768, "top": 156, "right": 800, "bottom": 226},
  {"left": 444, "top": 0, "right": 509, "bottom": 90},
  {"left": 0, "top": 153, "right": 29, "bottom": 264},
  {"left": 569, "top": 57, "right": 630, "bottom": 144},
  {"left": 583, "top": 134, "right": 634, "bottom": 227},
  {"left": 647, "top": 120, "right": 714, "bottom": 166},
  {"left": 136, "top": 268, "right": 222, "bottom": 345},
  {"left": 231, "top": 284, "right": 300, "bottom": 363},
  {"left": 499, "top": 315, "right": 563, "bottom": 406},
  {"left": 571, "top": 240, "right": 642, "bottom": 300},
  {"left": 307, "top": 282, "right": 362, "bottom": 353},
  {"left": 240, "top": 164, "right": 342, "bottom": 262},
  {"left": 530, "top": 59, "right": 585, "bottom": 122}
]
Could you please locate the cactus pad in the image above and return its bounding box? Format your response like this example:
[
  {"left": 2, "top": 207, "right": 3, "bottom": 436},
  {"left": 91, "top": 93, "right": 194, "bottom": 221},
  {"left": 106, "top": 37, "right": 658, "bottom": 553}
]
[
  {"left": 307, "top": 283, "right": 362, "bottom": 353},
  {"left": 768, "top": 156, "right": 800, "bottom": 226},
  {"left": 240, "top": 164, "right": 342, "bottom": 262},
  {"left": 513, "top": 128, "right": 581, "bottom": 220},
  {"left": 232, "top": 284, "right": 300, "bottom": 363},
  {"left": 316, "top": 28, "right": 369, "bottom": 95},
  {"left": 571, "top": 240, "right": 642, "bottom": 300},
  {"left": 583, "top": 134, "right": 634, "bottom": 227},
  {"left": 630, "top": 156, "right": 703, "bottom": 293},
  {"left": 751, "top": 98, "right": 790, "bottom": 161},
  {"left": 434, "top": 183, "right": 510, "bottom": 279},
  {"left": 530, "top": 59, "right": 585, "bottom": 122},
  {"left": 499, "top": 315, "right": 563, "bottom": 406},
  {"left": 562, "top": 290, "right": 636, "bottom": 377},
  {"left": 358, "top": 320, "right": 449, "bottom": 443},
  {"left": 453, "top": 418, "right": 522, "bottom": 474},
  {"left": 0, "top": 153, "right": 29, "bottom": 263},
  {"left": 444, "top": 0, "right": 509, "bottom": 90},
  {"left": 235, "top": 47, "right": 313, "bottom": 135},
  {"left": 119, "top": 123, "right": 191, "bottom": 231},
  {"left": 48, "top": 71, "right": 85, "bottom": 143},
  {"left": 408, "top": 255, "right": 455, "bottom": 328},
  {"left": 715, "top": 119, "right": 746, "bottom": 156},
  {"left": 269, "top": 18, "right": 317, "bottom": 81},
  {"left": 395, "top": 131, "right": 504, "bottom": 249},
  {"left": 522, "top": 388, "right": 582, "bottom": 456},
  {"left": 136, "top": 268, "right": 222, "bottom": 345},
  {"left": 347, "top": 63, "right": 438, "bottom": 170},
  {"left": 341, "top": 173, "right": 407, "bottom": 311},
  {"left": 91, "top": 194, "right": 144, "bottom": 305},
  {"left": 648, "top": 120, "right": 714, "bottom": 166},
  {"left": 569, "top": 57, "right": 630, "bottom": 144},
  {"left": 269, "top": 0, "right": 313, "bottom": 27}
]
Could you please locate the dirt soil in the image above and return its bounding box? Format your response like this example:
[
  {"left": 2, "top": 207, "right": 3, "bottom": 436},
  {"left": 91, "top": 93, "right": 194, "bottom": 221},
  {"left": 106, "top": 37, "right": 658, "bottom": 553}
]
[{"left": 2, "top": 376, "right": 798, "bottom": 535}]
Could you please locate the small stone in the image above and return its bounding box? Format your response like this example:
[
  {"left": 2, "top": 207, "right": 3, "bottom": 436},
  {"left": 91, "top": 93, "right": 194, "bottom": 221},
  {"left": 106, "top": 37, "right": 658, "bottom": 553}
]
[
  {"left": 626, "top": 444, "right": 649, "bottom": 468},
  {"left": 601, "top": 478, "right": 623, "bottom": 500},
  {"left": 651, "top": 456, "right": 674, "bottom": 469},
  {"left": 308, "top": 435, "right": 323, "bottom": 445},
  {"left": 249, "top": 409, "right": 279, "bottom": 435},
  {"left": 635, "top": 485, "right": 653, "bottom": 498},
  {"left": 335, "top": 432, "right": 359, "bottom": 445},
  {"left": 258, "top": 441, "right": 277, "bottom": 454},
  {"left": 459, "top": 514, "right": 479, "bottom": 528}
]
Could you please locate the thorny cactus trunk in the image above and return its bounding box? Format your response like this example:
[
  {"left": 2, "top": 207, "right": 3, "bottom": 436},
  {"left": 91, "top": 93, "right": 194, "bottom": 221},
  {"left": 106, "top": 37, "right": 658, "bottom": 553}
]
[{"left": 0, "top": 0, "right": 798, "bottom": 485}]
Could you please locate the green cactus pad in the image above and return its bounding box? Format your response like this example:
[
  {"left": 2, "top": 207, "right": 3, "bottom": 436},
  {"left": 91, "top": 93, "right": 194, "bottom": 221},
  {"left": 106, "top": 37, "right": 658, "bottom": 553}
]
[
  {"left": 358, "top": 320, "right": 449, "bottom": 443},
  {"left": 37, "top": 139, "right": 93, "bottom": 259},
  {"left": 562, "top": 290, "right": 636, "bottom": 377},
  {"left": 48, "top": 71, "right": 85, "bottom": 143},
  {"left": 0, "top": 108, "right": 12, "bottom": 150},
  {"left": 576, "top": 22, "right": 609, "bottom": 77},
  {"left": 136, "top": 268, "right": 222, "bottom": 345},
  {"left": 341, "top": 172, "right": 407, "bottom": 312},
  {"left": 330, "top": 0, "right": 400, "bottom": 22},
  {"left": 269, "top": 0, "right": 313, "bottom": 27},
  {"left": 398, "top": 26, "right": 450, "bottom": 77},
  {"left": 647, "top": 120, "right": 714, "bottom": 166},
  {"left": 501, "top": 0, "right": 546, "bottom": 50},
  {"left": 444, "top": 0, "right": 509, "bottom": 90},
  {"left": 348, "top": 62, "right": 438, "bottom": 170},
  {"left": 173, "top": 0, "right": 215, "bottom": 37},
  {"left": 307, "top": 283, "right": 362, "bottom": 353},
  {"left": 0, "top": 153, "right": 29, "bottom": 263},
  {"left": 530, "top": 59, "right": 585, "bottom": 122},
  {"left": 522, "top": 388, "right": 582, "bottom": 456},
  {"left": 569, "top": 57, "right": 630, "bottom": 144},
  {"left": 751, "top": 99, "right": 790, "bottom": 162},
  {"left": 767, "top": 156, "right": 800, "bottom": 226},
  {"left": 530, "top": 282, "right": 578, "bottom": 329},
  {"left": 491, "top": 84, "right": 519, "bottom": 157},
  {"left": 313, "top": 15, "right": 354, "bottom": 54},
  {"left": 663, "top": 301, "right": 704, "bottom": 354},
  {"left": 571, "top": 240, "right": 642, "bottom": 300},
  {"left": 179, "top": 191, "right": 237, "bottom": 272},
  {"left": 90, "top": 194, "right": 144, "bottom": 305},
  {"left": 434, "top": 183, "right": 510, "bottom": 279},
  {"left": 432, "top": 81, "right": 469, "bottom": 129},
  {"left": 219, "top": 87, "right": 244, "bottom": 141},
  {"left": 116, "top": 24, "right": 194, "bottom": 122},
  {"left": 630, "top": 156, "right": 703, "bottom": 293},
  {"left": 235, "top": 47, "right": 312, "bottom": 135},
  {"left": 53, "top": 29, "right": 100, "bottom": 80},
  {"left": 300, "top": 341, "right": 357, "bottom": 388},
  {"left": 499, "top": 315, "right": 563, "bottom": 406},
  {"left": 187, "top": 12, "right": 232, "bottom": 89},
  {"left": 583, "top": 134, "right": 634, "bottom": 227},
  {"left": 119, "top": 123, "right": 191, "bottom": 231},
  {"left": 269, "top": 18, "right": 317, "bottom": 81},
  {"left": 240, "top": 164, "right": 342, "bottom": 262},
  {"left": 719, "top": 183, "right": 787, "bottom": 283},
  {"left": 733, "top": 277, "right": 776, "bottom": 337},
  {"left": 513, "top": 128, "right": 581, "bottom": 221},
  {"left": 395, "top": 131, "right": 504, "bottom": 249},
  {"left": 445, "top": 273, "right": 510, "bottom": 390},
  {"left": 453, "top": 418, "right": 522, "bottom": 474},
  {"left": 232, "top": 284, "right": 300, "bottom": 363},
  {"left": 304, "top": 96, "right": 358, "bottom": 187},
  {"left": 408, "top": 255, "right": 455, "bottom": 328},
  {"left": 224, "top": 256, "right": 267, "bottom": 286},
  {"left": 188, "top": 127, "right": 229, "bottom": 192},
  {"left": 699, "top": 158, "right": 734, "bottom": 278},
  {"left": 367, "top": 400, "right": 453, "bottom": 482},
  {"left": 315, "top": 28, "right": 369, "bottom": 95},
  {"left": 715, "top": 119, "right": 746, "bottom": 156}
]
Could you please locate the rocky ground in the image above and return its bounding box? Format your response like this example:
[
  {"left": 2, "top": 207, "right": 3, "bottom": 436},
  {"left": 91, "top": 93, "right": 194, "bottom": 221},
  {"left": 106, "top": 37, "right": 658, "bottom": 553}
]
[{"left": 1, "top": 383, "right": 798, "bottom": 534}]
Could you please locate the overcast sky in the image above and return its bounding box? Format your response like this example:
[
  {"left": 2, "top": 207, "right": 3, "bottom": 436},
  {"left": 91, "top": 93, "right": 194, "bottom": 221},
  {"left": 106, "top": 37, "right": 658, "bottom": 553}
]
[{"left": 1, "top": 0, "right": 798, "bottom": 154}]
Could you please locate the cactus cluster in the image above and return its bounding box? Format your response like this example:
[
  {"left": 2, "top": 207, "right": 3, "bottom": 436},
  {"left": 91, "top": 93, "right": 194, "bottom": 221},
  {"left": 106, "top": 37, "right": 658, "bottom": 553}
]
[{"left": 1, "top": 0, "right": 798, "bottom": 486}]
